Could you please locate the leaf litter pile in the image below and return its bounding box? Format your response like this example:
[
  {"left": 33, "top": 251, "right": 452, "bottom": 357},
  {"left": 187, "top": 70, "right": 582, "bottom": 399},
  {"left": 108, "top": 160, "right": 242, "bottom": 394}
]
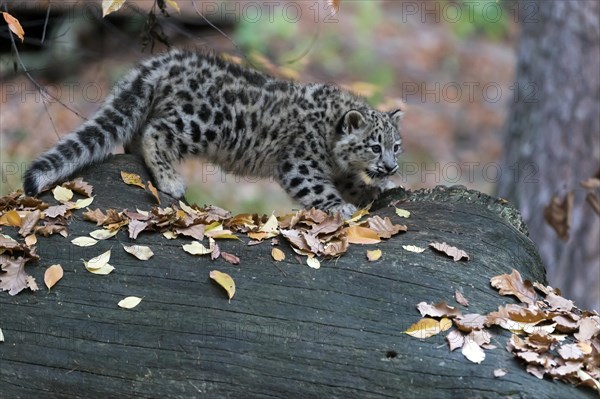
[
  {"left": 0, "top": 175, "right": 408, "bottom": 299},
  {"left": 405, "top": 269, "right": 600, "bottom": 393},
  {"left": 2, "top": 175, "right": 599, "bottom": 393}
]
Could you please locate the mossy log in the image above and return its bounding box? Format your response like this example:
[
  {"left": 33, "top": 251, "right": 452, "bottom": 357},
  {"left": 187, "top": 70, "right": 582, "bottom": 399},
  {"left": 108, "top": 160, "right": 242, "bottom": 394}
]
[{"left": 0, "top": 154, "right": 593, "bottom": 398}]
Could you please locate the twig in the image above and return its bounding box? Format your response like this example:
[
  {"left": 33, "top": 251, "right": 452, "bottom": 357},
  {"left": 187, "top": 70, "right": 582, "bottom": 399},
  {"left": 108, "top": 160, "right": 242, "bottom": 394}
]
[{"left": 41, "top": 3, "right": 50, "bottom": 44}]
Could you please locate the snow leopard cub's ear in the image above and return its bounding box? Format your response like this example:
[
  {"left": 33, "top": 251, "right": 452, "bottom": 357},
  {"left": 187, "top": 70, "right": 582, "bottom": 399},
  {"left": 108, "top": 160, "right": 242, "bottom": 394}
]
[
  {"left": 389, "top": 109, "right": 404, "bottom": 125},
  {"left": 338, "top": 110, "right": 367, "bottom": 135}
]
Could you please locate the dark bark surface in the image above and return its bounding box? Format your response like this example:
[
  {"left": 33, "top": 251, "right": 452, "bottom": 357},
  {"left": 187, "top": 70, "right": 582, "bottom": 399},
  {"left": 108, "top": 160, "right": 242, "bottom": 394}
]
[
  {"left": 497, "top": 0, "right": 600, "bottom": 311},
  {"left": 0, "top": 154, "right": 594, "bottom": 398}
]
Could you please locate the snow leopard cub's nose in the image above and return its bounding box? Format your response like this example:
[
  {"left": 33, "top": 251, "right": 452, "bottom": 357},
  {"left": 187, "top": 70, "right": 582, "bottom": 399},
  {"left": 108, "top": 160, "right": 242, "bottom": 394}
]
[{"left": 385, "top": 163, "right": 398, "bottom": 175}]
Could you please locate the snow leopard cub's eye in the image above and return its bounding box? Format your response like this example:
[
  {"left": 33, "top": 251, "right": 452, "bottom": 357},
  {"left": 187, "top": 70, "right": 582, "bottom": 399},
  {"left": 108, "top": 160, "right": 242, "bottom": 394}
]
[
  {"left": 393, "top": 144, "right": 401, "bottom": 153},
  {"left": 371, "top": 145, "right": 382, "bottom": 154}
]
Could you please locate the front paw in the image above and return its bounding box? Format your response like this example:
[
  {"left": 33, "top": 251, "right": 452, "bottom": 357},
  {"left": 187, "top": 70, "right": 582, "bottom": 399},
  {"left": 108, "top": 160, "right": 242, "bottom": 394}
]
[{"left": 328, "top": 203, "right": 357, "bottom": 219}]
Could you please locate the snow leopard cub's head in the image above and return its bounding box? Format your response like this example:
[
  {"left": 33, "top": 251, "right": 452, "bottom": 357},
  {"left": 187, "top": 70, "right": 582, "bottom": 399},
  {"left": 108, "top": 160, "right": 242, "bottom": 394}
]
[{"left": 333, "top": 108, "right": 403, "bottom": 183}]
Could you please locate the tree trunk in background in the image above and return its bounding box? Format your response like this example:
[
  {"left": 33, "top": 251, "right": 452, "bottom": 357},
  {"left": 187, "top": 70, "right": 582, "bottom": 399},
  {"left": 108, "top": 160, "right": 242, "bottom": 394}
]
[{"left": 498, "top": 0, "right": 600, "bottom": 310}]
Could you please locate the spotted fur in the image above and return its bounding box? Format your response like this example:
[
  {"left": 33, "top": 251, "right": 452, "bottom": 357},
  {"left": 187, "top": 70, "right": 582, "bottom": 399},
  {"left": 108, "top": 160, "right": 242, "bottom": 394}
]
[{"left": 23, "top": 50, "right": 403, "bottom": 217}]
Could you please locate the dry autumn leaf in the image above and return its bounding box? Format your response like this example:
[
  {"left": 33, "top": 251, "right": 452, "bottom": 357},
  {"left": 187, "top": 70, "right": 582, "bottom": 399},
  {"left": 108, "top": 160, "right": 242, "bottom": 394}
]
[
  {"left": 543, "top": 192, "right": 574, "bottom": 241},
  {"left": 395, "top": 208, "right": 411, "bottom": 218},
  {"left": 86, "top": 263, "right": 115, "bottom": 275},
  {"left": 90, "top": 229, "right": 119, "bottom": 240},
  {"left": 402, "top": 244, "right": 426, "bottom": 253},
  {"left": 346, "top": 225, "right": 380, "bottom": 244},
  {"left": 429, "top": 242, "right": 469, "bottom": 261},
  {"left": 2, "top": 12, "right": 24, "bottom": 42},
  {"left": 490, "top": 269, "right": 536, "bottom": 305},
  {"left": 221, "top": 252, "right": 240, "bottom": 265},
  {"left": 128, "top": 219, "right": 148, "bottom": 239},
  {"left": 0, "top": 210, "right": 21, "bottom": 227},
  {"left": 52, "top": 186, "right": 73, "bottom": 203},
  {"left": 24, "top": 234, "right": 37, "bottom": 247},
  {"left": 62, "top": 177, "right": 93, "bottom": 197},
  {"left": 118, "top": 296, "right": 142, "bottom": 309},
  {"left": 455, "top": 290, "right": 470, "bottom": 307},
  {"left": 493, "top": 369, "right": 507, "bottom": 378},
  {"left": 272, "top": 247, "right": 285, "bottom": 261},
  {"left": 446, "top": 330, "right": 465, "bottom": 351},
  {"left": 146, "top": 181, "right": 161, "bottom": 205},
  {"left": 366, "top": 215, "right": 407, "bottom": 238},
  {"left": 166, "top": 0, "right": 180, "bottom": 13},
  {"left": 461, "top": 338, "right": 485, "bottom": 364},
  {"left": 71, "top": 236, "right": 98, "bottom": 247},
  {"left": 183, "top": 241, "right": 212, "bottom": 255},
  {"left": 123, "top": 245, "right": 154, "bottom": 260},
  {"left": 416, "top": 301, "right": 462, "bottom": 318},
  {"left": 405, "top": 318, "right": 445, "bottom": 339},
  {"left": 72, "top": 197, "right": 94, "bottom": 209},
  {"left": 210, "top": 270, "right": 235, "bottom": 301},
  {"left": 306, "top": 256, "right": 320, "bottom": 269},
  {"left": 44, "top": 264, "right": 63, "bottom": 289},
  {"left": 45, "top": 205, "right": 68, "bottom": 219},
  {"left": 84, "top": 249, "right": 111, "bottom": 270},
  {"left": 0, "top": 255, "right": 38, "bottom": 295},
  {"left": 120, "top": 171, "right": 145, "bottom": 188},
  {"left": 102, "top": 0, "right": 127, "bottom": 17},
  {"left": 366, "top": 249, "right": 382, "bottom": 261}
]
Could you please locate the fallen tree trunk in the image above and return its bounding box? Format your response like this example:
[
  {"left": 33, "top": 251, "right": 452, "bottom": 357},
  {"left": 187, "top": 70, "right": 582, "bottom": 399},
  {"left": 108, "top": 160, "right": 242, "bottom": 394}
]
[{"left": 0, "top": 154, "right": 593, "bottom": 398}]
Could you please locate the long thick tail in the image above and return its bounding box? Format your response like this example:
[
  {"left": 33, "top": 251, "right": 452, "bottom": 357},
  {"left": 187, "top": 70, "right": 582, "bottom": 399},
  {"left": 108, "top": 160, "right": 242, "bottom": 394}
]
[{"left": 23, "top": 67, "right": 154, "bottom": 196}]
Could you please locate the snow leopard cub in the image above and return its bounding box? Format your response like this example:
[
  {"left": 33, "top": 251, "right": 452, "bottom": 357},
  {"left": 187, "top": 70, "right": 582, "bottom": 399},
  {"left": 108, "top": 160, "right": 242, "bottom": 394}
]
[{"left": 23, "top": 50, "right": 403, "bottom": 218}]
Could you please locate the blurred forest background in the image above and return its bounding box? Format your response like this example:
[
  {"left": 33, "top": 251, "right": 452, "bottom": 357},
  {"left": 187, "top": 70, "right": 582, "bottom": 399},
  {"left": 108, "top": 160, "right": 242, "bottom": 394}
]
[{"left": 0, "top": 1, "right": 598, "bottom": 309}]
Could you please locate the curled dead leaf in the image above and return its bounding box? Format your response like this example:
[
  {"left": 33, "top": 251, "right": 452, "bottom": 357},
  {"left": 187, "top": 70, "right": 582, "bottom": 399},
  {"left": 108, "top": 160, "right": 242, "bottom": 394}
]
[
  {"left": 209, "top": 270, "right": 235, "bottom": 301},
  {"left": 118, "top": 296, "right": 142, "bottom": 309},
  {"left": 44, "top": 264, "right": 63, "bottom": 289},
  {"left": 429, "top": 242, "right": 469, "bottom": 261}
]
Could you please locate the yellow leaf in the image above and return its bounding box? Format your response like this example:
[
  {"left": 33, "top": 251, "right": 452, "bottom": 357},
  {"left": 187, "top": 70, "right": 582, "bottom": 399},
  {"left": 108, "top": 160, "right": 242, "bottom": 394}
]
[
  {"left": 52, "top": 186, "right": 73, "bottom": 203},
  {"left": 306, "top": 256, "right": 320, "bottom": 269},
  {"left": 347, "top": 207, "right": 370, "bottom": 224},
  {"left": 405, "top": 318, "right": 443, "bottom": 339},
  {"left": 72, "top": 196, "right": 95, "bottom": 209},
  {"left": 402, "top": 244, "right": 426, "bottom": 253},
  {"left": 118, "top": 296, "right": 142, "bottom": 309},
  {"left": 25, "top": 234, "right": 37, "bottom": 246},
  {"left": 440, "top": 317, "right": 453, "bottom": 331},
  {"left": 123, "top": 244, "right": 154, "bottom": 260},
  {"left": 205, "top": 229, "right": 239, "bottom": 240},
  {"left": 259, "top": 214, "right": 279, "bottom": 234},
  {"left": 146, "top": 181, "right": 161, "bottom": 205},
  {"left": 44, "top": 264, "right": 63, "bottom": 289},
  {"left": 210, "top": 270, "right": 235, "bottom": 301},
  {"left": 90, "top": 229, "right": 119, "bottom": 240},
  {"left": 71, "top": 236, "right": 98, "bottom": 247},
  {"left": 166, "top": 0, "right": 180, "bottom": 13},
  {"left": 2, "top": 12, "right": 24, "bottom": 42},
  {"left": 346, "top": 225, "right": 380, "bottom": 244},
  {"left": 86, "top": 263, "right": 115, "bottom": 275},
  {"left": 366, "top": 249, "right": 381, "bottom": 261},
  {"left": 120, "top": 171, "right": 145, "bottom": 188},
  {"left": 163, "top": 231, "right": 177, "bottom": 239},
  {"left": 395, "top": 208, "right": 411, "bottom": 218},
  {"left": 183, "top": 241, "right": 212, "bottom": 255},
  {"left": 0, "top": 210, "right": 21, "bottom": 227},
  {"left": 84, "top": 249, "right": 111, "bottom": 270},
  {"left": 272, "top": 247, "right": 285, "bottom": 261}
]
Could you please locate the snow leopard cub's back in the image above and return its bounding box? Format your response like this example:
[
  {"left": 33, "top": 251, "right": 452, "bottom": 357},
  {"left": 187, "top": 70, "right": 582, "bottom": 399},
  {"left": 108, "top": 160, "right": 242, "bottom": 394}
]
[{"left": 23, "top": 50, "right": 404, "bottom": 217}]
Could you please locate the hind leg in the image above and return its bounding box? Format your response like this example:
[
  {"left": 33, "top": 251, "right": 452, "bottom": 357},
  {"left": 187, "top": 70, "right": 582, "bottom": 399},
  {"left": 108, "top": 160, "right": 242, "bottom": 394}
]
[{"left": 139, "top": 123, "right": 186, "bottom": 198}]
